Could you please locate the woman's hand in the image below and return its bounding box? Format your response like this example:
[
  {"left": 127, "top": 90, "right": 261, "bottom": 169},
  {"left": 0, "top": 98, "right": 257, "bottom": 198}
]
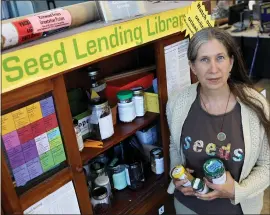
[
  {"left": 195, "top": 171, "right": 235, "bottom": 201},
  {"left": 173, "top": 168, "right": 195, "bottom": 196}
]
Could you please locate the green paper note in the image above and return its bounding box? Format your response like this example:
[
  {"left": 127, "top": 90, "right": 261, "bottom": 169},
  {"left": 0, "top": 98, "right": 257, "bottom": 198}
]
[
  {"left": 52, "top": 144, "right": 66, "bottom": 165},
  {"left": 49, "top": 135, "right": 63, "bottom": 149},
  {"left": 40, "top": 151, "right": 55, "bottom": 172}
]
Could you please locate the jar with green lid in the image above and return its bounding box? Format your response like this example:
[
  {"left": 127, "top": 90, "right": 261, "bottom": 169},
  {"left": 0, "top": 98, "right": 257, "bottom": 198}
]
[
  {"left": 89, "top": 98, "right": 114, "bottom": 140},
  {"left": 132, "top": 87, "right": 145, "bottom": 117},
  {"left": 192, "top": 178, "right": 209, "bottom": 194},
  {"left": 203, "top": 158, "right": 226, "bottom": 184},
  {"left": 87, "top": 67, "right": 107, "bottom": 99},
  {"left": 117, "top": 90, "right": 136, "bottom": 123}
]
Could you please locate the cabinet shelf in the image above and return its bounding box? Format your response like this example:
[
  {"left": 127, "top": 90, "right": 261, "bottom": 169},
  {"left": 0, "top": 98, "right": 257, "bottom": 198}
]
[
  {"left": 108, "top": 173, "right": 165, "bottom": 215},
  {"left": 80, "top": 112, "right": 159, "bottom": 164}
]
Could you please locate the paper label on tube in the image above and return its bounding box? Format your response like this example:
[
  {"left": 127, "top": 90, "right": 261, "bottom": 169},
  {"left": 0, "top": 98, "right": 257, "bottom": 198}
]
[
  {"left": 12, "top": 19, "right": 42, "bottom": 44},
  {"left": 28, "top": 9, "right": 72, "bottom": 34}
]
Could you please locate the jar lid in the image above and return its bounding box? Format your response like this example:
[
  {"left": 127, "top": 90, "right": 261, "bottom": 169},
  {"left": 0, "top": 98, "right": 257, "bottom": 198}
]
[
  {"left": 87, "top": 67, "right": 99, "bottom": 76},
  {"left": 203, "top": 158, "right": 224, "bottom": 177},
  {"left": 92, "top": 186, "right": 108, "bottom": 200},
  {"left": 95, "top": 175, "right": 110, "bottom": 186},
  {"left": 117, "top": 90, "right": 133, "bottom": 100},
  {"left": 150, "top": 148, "right": 163, "bottom": 158}
]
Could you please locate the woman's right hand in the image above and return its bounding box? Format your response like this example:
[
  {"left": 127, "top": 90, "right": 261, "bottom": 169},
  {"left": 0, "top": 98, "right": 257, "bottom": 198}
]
[{"left": 173, "top": 168, "right": 195, "bottom": 196}]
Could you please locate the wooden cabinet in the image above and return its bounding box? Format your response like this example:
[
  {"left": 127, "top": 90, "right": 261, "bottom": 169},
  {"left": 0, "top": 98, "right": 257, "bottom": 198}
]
[{"left": 1, "top": 3, "right": 197, "bottom": 214}]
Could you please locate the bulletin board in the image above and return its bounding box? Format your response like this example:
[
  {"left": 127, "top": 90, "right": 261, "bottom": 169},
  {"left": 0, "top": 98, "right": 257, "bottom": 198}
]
[{"left": 1, "top": 96, "right": 67, "bottom": 187}]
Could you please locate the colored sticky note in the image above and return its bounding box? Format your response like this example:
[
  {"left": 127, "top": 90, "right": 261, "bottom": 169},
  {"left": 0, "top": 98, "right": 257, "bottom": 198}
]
[
  {"left": 7, "top": 144, "right": 22, "bottom": 157},
  {"left": 49, "top": 135, "right": 63, "bottom": 149},
  {"left": 34, "top": 133, "right": 50, "bottom": 155},
  {"left": 40, "top": 97, "right": 55, "bottom": 117},
  {"left": 9, "top": 151, "right": 26, "bottom": 169},
  {"left": 26, "top": 157, "right": 43, "bottom": 179},
  {"left": 51, "top": 144, "right": 66, "bottom": 165},
  {"left": 47, "top": 127, "right": 61, "bottom": 141},
  {"left": 22, "top": 140, "right": 39, "bottom": 163},
  {"left": 1, "top": 113, "right": 16, "bottom": 135},
  {"left": 144, "top": 92, "right": 160, "bottom": 113},
  {"left": 2, "top": 131, "right": 20, "bottom": 151},
  {"left": 12, "top": 164, "right": 30, "bottom": 187},
  {"left": 43, "top": 113, "right": 58, "bottom": 131},
  {"left": 17, "top": 124, "right": 34, "bottom": 144},
  {"left": 26, "top": 102, "right": 43, "bottom": 123},
  {"left": 40, "top": 150, "right": 55, "bottom": 172},
  {"left": 31, "top": 118, "right": 46, "bottom": 137},
  {"left": 12, "top": 107, "right": 30, "bottom": 129}
]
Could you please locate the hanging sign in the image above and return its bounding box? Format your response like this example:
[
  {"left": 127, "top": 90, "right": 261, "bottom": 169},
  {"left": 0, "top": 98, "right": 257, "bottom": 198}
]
[{"left": 1, "top": 2, "right": 213, "bottom": 94}]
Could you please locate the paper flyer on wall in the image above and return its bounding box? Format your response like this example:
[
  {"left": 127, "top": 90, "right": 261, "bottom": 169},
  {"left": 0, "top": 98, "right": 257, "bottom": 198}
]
[
  {"left": 164, "top": 38, "right": 191, "bottom": 100},
  {"left": 24, "top": 181, "right": 80, "bottom": 214}
]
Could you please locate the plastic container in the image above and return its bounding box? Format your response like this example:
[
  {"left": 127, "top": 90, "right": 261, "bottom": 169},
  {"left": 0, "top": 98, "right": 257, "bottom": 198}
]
[
  {"left": 117, "top": 90, "right": 136, "bottom": 123},
  {"left": 192, "top": 178, "right": 209, "bottom": 194},
  {"left": 203, "top": 158, "right": 226, "bottom": 184},
  {"left": 170, "top": 165, "right": 194, "bottom": 187},
  {"left": 132, "top": 87, "right": 145, "bottom": 117},
  {"left": 150, "top": 148, "right": 164, "bottom": 175},
  {"left": 109, "top": 164, "right": 127, "bottom": 190}
]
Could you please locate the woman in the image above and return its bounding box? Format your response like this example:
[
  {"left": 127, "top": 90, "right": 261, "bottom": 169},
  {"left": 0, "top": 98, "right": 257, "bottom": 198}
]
[{"left": 166, "top": 27, "right": 269, "bottom": 214}]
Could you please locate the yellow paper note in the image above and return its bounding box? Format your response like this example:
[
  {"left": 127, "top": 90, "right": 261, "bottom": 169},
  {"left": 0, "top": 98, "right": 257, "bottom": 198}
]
[
  {"left": 91, "top": 90, "right": 100, "bottom": 99},
  {"left": 182, "top": 1, "right": 215, "bottom": 38},
  {"left": 1, "top": 113, "right": 16, "bottom": 135},
  {"left": 12, "top": 107, "right": 30, "bottom": 129},
  {"left": 26, "top": 102, "right": 43, "bottom": 123},
  {"left": 145, "top": 92, "right": 160, "bottom": 113}
]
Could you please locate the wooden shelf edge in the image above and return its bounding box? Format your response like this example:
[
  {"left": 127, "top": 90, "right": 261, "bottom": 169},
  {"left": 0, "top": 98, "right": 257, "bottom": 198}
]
[
  {"left": 80, "top": 112, "right": 159, "bottom": 164},
  {"left": 19, "top": 167, "right": 72, "bottom": 211}
]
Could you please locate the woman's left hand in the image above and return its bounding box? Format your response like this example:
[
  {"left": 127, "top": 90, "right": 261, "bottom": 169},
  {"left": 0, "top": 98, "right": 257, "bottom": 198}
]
[{"left": 195, "top": 171, "right": 235, "bottom": 201}]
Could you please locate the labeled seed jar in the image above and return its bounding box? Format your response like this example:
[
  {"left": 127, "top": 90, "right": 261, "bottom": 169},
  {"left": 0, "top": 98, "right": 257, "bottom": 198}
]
[
  {"left": 117, "top": 90, "right": 136, "bottom": 123},
  {"left": 150, "top": 148, "right": 164, "bottom": 175},
  {"left": 132, "top": 87, "right": 145, "bottom": 117},
  {"left": 89, "top": 98, "right": 114, "bottom": 140},
  {"left": 91, "top": 186, "right": 110, "bottom": 215},
  {"left": 203, "top": 158, "right": 226, "bottom": 184},
  {"left": 170, "top": 165, "right": 194, "bottom": 187},
  {"left": 192, "top": 178, "right": 209, "bottom": 194}
]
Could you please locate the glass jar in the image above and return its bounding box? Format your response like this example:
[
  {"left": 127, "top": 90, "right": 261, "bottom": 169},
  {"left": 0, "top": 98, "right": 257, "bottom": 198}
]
[
  {"left": 108, "top": 164, "right": 127, "bottom": 190},
  {"left": 89, "top": 98, "right": 114, "bottom": 140},
  {"left": 90, "top": 161, "right": 106, "bottom": 182},
  {"left": 150, "top": 148, "right": 164, "bottom": 175},
  {"left": 94, "top": 175, "right": 112, "bottom": 198},
  {"left": 116, "top": 90, "right": 136, "bottom": 123},
  {"left": 132, "top": 87, "right": 145, "bottom": 117},
  {"left": 87, "top": 67, "right": 107, "bottom": 99},
  {"left": 73, "top": 119, "right": 84, "bottom": 151},
  {"left": 91, "top": 186, "right": 110, "bottom": 215},
  {"left": 125, "top": 161, "right": 145, "bottom": 190}
]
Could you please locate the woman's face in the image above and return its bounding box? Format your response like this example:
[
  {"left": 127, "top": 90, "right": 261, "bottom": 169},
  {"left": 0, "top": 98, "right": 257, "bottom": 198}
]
[{"left": 190, "top": 39, "right": 234, "bottom": 91}]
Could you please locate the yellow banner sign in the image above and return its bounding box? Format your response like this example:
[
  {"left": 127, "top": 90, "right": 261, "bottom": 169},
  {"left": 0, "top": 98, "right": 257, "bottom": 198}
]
[{"left": 1, "top": 2, "right": 213, "bottom": 94}]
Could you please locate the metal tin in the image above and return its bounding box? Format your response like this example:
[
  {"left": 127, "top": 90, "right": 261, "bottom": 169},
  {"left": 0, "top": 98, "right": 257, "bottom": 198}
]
[
  {"left": 170, "top": 165, "right": 194, "bottom": 187},
  {"left": 203, "top": 158, "right": 226, "bottom": 184},
  {"left": 150, "top": 148, "right": 164, "bottom": 175},
  {"left": 192, "top": 178, "right": 209, "bottom": 194}
]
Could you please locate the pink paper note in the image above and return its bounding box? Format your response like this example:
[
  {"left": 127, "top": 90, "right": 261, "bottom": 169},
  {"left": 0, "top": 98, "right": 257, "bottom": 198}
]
[
  {"left": 28, "top": 9, "right": 71, "bottom": 34},
  {"left": 31, "top": 118, "right": 46, "bottom": 137}
]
